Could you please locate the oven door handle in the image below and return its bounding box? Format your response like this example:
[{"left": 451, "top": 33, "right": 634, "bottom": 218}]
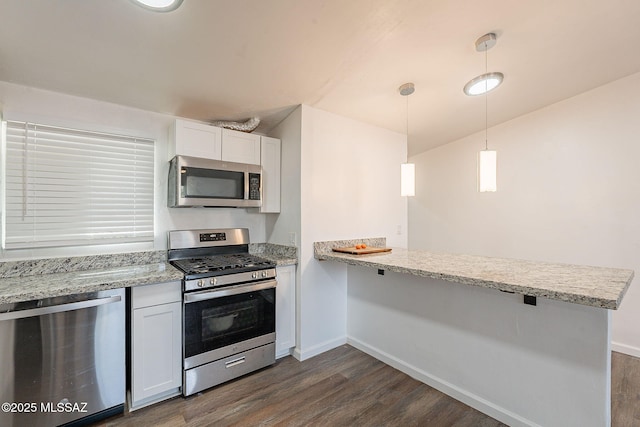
[{"left": 184, "top": 279, "right": 276, "bottom": 303}]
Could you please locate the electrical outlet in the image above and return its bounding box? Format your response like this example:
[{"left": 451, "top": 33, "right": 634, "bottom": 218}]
[
  {"left": 289, "top": 232, "right": 296, "bottom": 246},
  {"left": 396, "top": 225, "right": 402, "bottom": 235}
]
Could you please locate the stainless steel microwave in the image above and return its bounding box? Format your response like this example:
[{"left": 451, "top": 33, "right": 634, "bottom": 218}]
[{"left": 168, "top": 155, "right": 262, "bottom": 208}]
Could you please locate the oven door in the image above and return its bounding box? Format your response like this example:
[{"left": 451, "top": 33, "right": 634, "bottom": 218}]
[{"left": 183, "top": 280, "right": 275, "bottom": 369}]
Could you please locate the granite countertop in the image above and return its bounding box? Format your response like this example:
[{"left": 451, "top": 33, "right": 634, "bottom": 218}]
[
  {"left": 0, "top": 263, "right": 183, "bottom": 305},
  {"left": 314, "top": 239, "right": 634, "bottom": 310},
  {"left": 257, "top": 253, "right": 298, "bottom": 266},
  {"left": 0, "top": 251, "right": 183, "bottom": 304},
  {"left": 250, "top": 243, "right": 298, "bottom": 266}
]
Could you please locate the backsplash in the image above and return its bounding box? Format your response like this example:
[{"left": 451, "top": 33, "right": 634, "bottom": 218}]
[
  {"left": 250, "top": 243, "right": 298, "bottom": 259},
  {"left": 0, "top": 245, "right": 299, "bottom": 279}
]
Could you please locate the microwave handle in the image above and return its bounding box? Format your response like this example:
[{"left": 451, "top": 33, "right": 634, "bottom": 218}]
[{"left": 244, "top": 171, "right": 250, "bottom": 200}]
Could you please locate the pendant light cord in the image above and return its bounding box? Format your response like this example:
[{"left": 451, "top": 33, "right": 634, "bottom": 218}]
[
  {"left": 406, "top": 93, "right": 409, "bottom": 139},
  {"left": 484, "top": 41, "right": 488, "bottom": 151}
]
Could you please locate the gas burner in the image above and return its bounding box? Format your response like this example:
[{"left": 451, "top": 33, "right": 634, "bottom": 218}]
[
  {"left": 168, "top": 228, "right": 278, "bottom": 290},
  {"left": 170, "top": 254, "right": 275, "bottom": 278}
]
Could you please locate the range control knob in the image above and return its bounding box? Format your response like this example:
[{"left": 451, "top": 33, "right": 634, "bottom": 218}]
[
  {"left": 197, "top": 279, "right": 204, "bottom": 288},
  {"left": 252, "top": 272, "right": 258, "bottom": 279},
  {"left": 262, "top": 271, "right": 268, "bottom": 278},
  {"left": 209, "top": 278, "right": 217, "bottom": 286}
]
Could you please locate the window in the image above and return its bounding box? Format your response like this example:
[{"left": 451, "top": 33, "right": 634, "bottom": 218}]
[{"left": 1, "top": 120, "right": 154, "bottom": 249}]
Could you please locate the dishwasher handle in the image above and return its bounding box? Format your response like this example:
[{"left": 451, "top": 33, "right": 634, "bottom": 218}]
[{"left": 0, "top": 295, "right": 122, "bottom": 321}]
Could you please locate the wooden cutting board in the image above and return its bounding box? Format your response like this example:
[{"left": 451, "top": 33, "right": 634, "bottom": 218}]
[{"left": 332, "top": 246, "right": 392, "bottom": 255}]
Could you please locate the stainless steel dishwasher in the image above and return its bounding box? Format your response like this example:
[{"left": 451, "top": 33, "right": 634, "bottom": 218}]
[{"left": 0, "top": 288, "right": 125, "bottom": 427}]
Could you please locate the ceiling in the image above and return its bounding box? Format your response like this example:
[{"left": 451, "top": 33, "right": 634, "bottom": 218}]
[{"left": 1, "top": 0, "right": 639, "bottom": 157}]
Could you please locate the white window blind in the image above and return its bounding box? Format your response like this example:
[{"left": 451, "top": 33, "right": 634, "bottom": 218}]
[{"left": 2, "top": 120, "right": 154, "bottom": 249}]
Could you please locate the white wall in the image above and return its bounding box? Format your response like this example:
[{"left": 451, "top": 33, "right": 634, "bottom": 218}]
[
  {"left": 265, "top": 106, "right": 302, "bottom": 247},
  {"left": 265, "top": 106, "right": 303, "bottom": 357},
  {"left": 408, "top": 72, "right": 640, "bottom": 357},
  {"left": 295, "top": 104, "right": 408, "bottom": 359},
  {"left": 0, "top": 81, "right": 266, "bottom": 260},
  {"left": 348, "top": 266, "right": 611, "bottom": 427}
]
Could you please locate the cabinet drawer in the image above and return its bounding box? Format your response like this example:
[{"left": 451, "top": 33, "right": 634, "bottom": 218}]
[
  {"left": 183, "top": 342, "right": 275, "bottom": 396},
  {"left": 132, "top": 281, "right": 182, "bottom": 309}
]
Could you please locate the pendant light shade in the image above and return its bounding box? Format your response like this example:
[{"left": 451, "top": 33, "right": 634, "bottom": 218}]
[
  {"left": 401, "top": 163, "right": 415, "bottom": 197},
  {"left": 132, "top": 0, "right": 183, "bottom": 12},
  {"left": 464, "top": 72, "right": 504, "bottom": 96},
  {"left": 478, "top": 150, "right": 497, "bottom": 192}
]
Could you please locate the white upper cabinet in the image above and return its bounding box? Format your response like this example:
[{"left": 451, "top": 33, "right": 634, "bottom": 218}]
[
  {"left": 221, "top": 128, "right": 261, "bottom": 165},
  {"left": 169, "top": 118, "right": 222, "bottom": 160},
  {"left": 168, "top": 119, "right": 281, "bottom": 211},
  {"left": 260, "top": 136, "right": 281, "bottom": 213}
]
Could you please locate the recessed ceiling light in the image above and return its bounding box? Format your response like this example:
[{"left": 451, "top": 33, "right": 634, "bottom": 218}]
[
  {"left": 463, "top": 72, "right": 504, "bottom": 96},
  {"left": 132, "top": 0, "right": 183, "bottom": 12}
]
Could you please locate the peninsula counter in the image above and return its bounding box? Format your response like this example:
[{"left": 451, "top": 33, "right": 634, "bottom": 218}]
[{"left": 314, "top": 238, "right": 634, "bottom": 427}]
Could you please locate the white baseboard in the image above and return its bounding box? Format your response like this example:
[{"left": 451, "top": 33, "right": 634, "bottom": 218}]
[
  {"left": 292, "top": 346, "right": 303, "bottom": 361},
  {"left": 294, "top": 336, "right": 347, "bottom": 361},
  {"left": 276, "top": 347, "right": 295, "bottom": 360},
  {"left": 347, "top": 337, "right": 539, "bottom": 427},
  {"left": 612, "top": 341, "right": 640, "bottom": 358},
  {"left": 127, "top": 388, "right": 181, "bottom": 412}
]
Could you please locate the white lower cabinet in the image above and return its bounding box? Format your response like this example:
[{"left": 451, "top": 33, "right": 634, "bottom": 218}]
[
  {"left": 130, "top": 281, "right": 182, "bottom": 410},
  {"left": 276, "top": 265, "right": 296, "bottom": 358}
]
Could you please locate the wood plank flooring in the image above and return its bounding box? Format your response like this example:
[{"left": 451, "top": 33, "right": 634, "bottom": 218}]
[
  {"left": 94, "top": 346, "right": 640, "bottom": 427},
  {"left": 612, "top": 350, "right": 640, "bottom": 426}
]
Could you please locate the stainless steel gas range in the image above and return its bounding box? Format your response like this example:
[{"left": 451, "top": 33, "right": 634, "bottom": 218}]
[{"left": 168, "top": 228, "right": 276, "bottom": 396}]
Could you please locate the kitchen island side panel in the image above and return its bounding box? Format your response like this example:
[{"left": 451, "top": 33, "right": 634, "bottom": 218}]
[{"left": 346, "top": 266, "right": 611, "bottom": 427}]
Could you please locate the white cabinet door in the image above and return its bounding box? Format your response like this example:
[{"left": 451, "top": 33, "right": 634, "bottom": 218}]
[
  {"left": 221, "top": 128, "right": 261, "bottom": 165},
  {"left": 170, "top": 118, "right": 222, "bottom": 160},
  {"left": 130, "top": 281, "right": 182, "bottom": 409},
  {"left": 260, "top": 136, "right": 281, "bottom": 213},
  {"left": 276, "top": 265, "right": 296, "bottom": 358},
  {"left": 131, "top": 301, "right": 182, "bottom": 404}
]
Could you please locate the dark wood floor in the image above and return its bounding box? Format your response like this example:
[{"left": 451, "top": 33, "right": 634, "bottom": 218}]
[
  {"left": 612, "top": 350, "right": 640, "bottom": 426},
  {"left": 95, "top": 345, "right": 640, "bottom": 427}
]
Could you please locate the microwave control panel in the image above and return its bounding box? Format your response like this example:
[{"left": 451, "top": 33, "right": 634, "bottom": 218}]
[{"left": 249, "top": 173, "right": 261, "bottom": 200}]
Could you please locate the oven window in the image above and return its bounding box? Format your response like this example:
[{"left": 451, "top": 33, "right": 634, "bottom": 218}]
[
  {"left": 201, "top": 299, "right": 261, "bottom": 341},
  {"left": 182, "top": 167, "right": 244, "bottom": 199},
  {"left": 184, "top": 288, "right": 275, "bottom": 359}
]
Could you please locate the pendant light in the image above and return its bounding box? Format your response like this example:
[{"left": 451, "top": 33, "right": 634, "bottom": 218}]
[
  {"left": 399, "top": 82, "right": 415, "bottom": 197},
  {"left": 464, "top": 33, "right": 502, "bottom": 192},
  {"left": 463, "top": 33, "right": 504, "bottom": 96}
]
